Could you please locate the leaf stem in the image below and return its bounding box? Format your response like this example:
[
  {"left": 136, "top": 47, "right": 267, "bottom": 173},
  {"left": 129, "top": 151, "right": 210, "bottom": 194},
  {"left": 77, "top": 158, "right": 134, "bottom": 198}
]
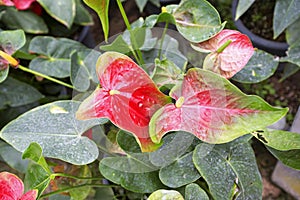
[
  {"left": 40, "top": 183, "right": 118, "bottom": 198},
  {"left": 116, "top": 0, "right": 131, "bottom": 30},
  {"left": 158, "top": 22, "right": 169, "bottom": 59},
  {"left": 17, "top": 65, "right": 74, "bottom": 89},
  {"left": 52, "top": 173, "right": 103, "bottom": 181}
]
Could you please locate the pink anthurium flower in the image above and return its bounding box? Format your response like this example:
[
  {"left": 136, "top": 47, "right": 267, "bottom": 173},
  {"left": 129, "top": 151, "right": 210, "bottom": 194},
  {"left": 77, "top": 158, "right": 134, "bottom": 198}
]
[
  {"left": 0, "top": 171, "right": 38, "bottom": 200},
  {"left": 193, "top": 29, "right": 254, "bottom": 79},
  {"left": 76, "top": 52, "right": 171, "bottom": 152},
  {"left": 0, "top": 0, "right": 36, "bottom": 10},
  {"left": 150, "top": 68, "right": 287, "bottom": 144}
]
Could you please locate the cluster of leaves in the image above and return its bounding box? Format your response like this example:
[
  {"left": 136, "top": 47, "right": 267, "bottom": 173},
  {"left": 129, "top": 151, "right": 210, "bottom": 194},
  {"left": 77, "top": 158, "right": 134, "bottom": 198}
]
[
  {"left": 235, "top": 0, "right": 300, "bottom": 81},
  {"left": 0, "top": 0, "right": 299, "bottom": 199}
]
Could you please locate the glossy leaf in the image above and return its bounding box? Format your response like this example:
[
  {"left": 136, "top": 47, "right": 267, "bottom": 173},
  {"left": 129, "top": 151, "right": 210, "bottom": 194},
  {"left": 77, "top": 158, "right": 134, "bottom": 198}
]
[
  {"left": 0, "top": 67, "right": 9, "bottom": 83},
  {"left": 0, "top": 29, "right": 26, "bottom": 54},
  {"left": 74, "top": 0, "right": 93, "bottom": 26},
  {"left": 83, "top": 0, "right": 109, "bottom": 41},
  {"left": 100, "top": 35, "right": 132, "bottom": 54},
  {"left": 148, "top": 190, "right": 184, "bottom": 200},
  {"left": 172, "top": 0, "right": 225, "bottom": 43},
  {"left": 70, "top": 49, "right": 100, "bottom": 92},
  {"left": 193, "top": 139, "right": 262, "bottom": 199},
  {"left": 150, "top": 68, "right": 288, "bottom": 144},
  {"left": 234, "top": 0, "right": 255, "bottom": 20},
  {"left": 37, "top": 0, "right": 75, "bottom": 28},
  {"left": 99, "top": 157, "right": 165, "bottom": 193},
  {"left": 281, "top": 45, "right": 300, "bottom": 67},
  {"left": 195, "top": 29, "right": 254, "bottom": 79},
  {"left": 0, "top": 7, "right": 48, "bottom": 34},
  {"left": 273, "top": 0, "right": 300, "bottom": 39},
  {"left": 232, "top": 50, "right": 279, "bottom": 83},
  {"left": 185, "top": 183, "right": 209, "bottom": 200},
  {"left": 135, "top": 0, "right": 147, "bottom": 12},
  {"left": 267, "top": 147, "right": 300, "bottom": 170},
  {"left": 152, "top": 58, "right": 183, "bottom": 89},
  {"left": 159, "top": 152, "right": 201, "bottom": 188},
  {"left": 286, "top": 18, "right": 300, "bottom": 45},
  {"left": 76, "top": 52, "right": 171, "bottom": 152},
  {"left": 0, "top": 100, "right": 106, "bottom": 165},
  {"left": 0, "top": 77, "right": 43, "bottom": 109},
  {"left": 252, "top": 129, "right": 300, "bottom": 151},
  {"left": 0, "top": 171, "right": 38, "bottom": 200},
  {"left": 29, "top": 36, "right": 87, "bottom": 78}
]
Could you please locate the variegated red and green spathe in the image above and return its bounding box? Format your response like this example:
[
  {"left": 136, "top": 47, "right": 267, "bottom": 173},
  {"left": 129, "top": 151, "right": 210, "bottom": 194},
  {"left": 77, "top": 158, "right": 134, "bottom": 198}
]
[
  {"left": 149, "top": 68, "right": 288, "bottom": 144},
  {"left": 195, "top": 29, "right": 254, "bottom": 79},
  {"left": 0, "top": 171, "right": 38, "bottom": 200},
  {"left": 76, "top": 52, "right": 171, "bottom": 152}
]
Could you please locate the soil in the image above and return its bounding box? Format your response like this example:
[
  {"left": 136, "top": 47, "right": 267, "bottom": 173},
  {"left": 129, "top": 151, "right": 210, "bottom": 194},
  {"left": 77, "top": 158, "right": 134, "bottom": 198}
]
[
  {"left": 240, "top": 0, "right": 286, "bottom": 42},
  {"left": 87, "top": 1, "right": 300, "bottom": 199}
]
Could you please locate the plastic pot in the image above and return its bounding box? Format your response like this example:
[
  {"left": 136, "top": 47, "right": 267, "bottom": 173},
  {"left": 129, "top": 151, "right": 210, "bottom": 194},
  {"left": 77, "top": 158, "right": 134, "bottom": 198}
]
[{"left": 231, "top": 0, "right": 288, "bottom": 56}]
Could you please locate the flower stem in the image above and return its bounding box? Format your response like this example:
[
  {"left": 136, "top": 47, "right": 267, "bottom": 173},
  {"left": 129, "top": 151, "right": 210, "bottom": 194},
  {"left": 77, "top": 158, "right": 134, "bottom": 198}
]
[
  {"left": 17, "top": 65, "right": 74, "bottom": 89},
  {"left": 116, "top": 0, "right": 131, "bottom": 30},
  {"left": 52, "top": 173, "right": 103, "bottom": 181},
  {"left": 158, "top": 22, "right": 169, "bottom": 59},
  {"left": 40, "top": 183, "right": 118, "bottom": 198}
]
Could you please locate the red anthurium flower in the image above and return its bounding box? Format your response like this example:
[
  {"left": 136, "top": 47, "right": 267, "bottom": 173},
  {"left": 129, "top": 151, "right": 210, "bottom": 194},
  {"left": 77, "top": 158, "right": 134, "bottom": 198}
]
[
  {"left": 0, "top": 0, "right": 14, "bottom": 6},
  {"left": 0, "top": 172, "right": 38, "bottom": 200},
  {"left": 0, "top": 0, "right": 36, "bottom": 10},
  {"left": 150, "top": 68, "right": 287, "bottom": 144},
  {"left": 194, "top": 29, "right": 254, "bottom": 79},
  {"left": 76, "top": 52, "right": 171, "bottom": 152}
]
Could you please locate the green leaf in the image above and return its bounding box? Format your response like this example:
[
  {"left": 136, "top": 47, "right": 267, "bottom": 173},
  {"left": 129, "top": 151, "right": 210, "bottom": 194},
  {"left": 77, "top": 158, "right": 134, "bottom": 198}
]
[
  {"left": 0, "top": 29, "right": 26, "bottom": 53},
  {"left": 0, "top": 100, "right": 106, "bottom": 165},
  {"left": 281, "top": 45, "right": 300, "bottom": 67},
  {"left": 94, "top": 187, "right": 114, "bottom": 200},
  {"left": 83, "top": 0, "right": 109, "bottom": 41},
  {"left": 193, "top": 140, "right": 262, "bottom": 200},
  {"left": 24, "top": 163, "right": 51, "bottom": 198},
  {"left": 172, "top": 0, "right": 225, "bottom": 43},
  {"left": 149, "top": 131, "right": 195, "bottom": 167},
  {"left": 267, "top": 147, "right": 300, "bottom": 170},
  {"left": 134, "top": 0, "right": 147, "bottom": 12},
  {"left": 0, "top": 140, "right": 28, "bottom": 173},
  {"left": 0, "top": 8, "right": 48, "bottom": 34},
  {"left": 99, "top": 157, "right": 165, "bottom": 193},
  {"left": 286, "top": 18, "right": 300, "bottom": 45},
  {"left": 232, "top": 50, "right": 279, "bottom": 83},
  {"left": 273, "top": 0, "right": 300, "bottom": 39},
  {"left": 252, "top": 129, "right": 300, "bottom": 151},
  {"left": 0, "top": 77, "right": 43, "bottom": 109},
  {"left": 159, "top": 152, "right": 201, "bottom": 188},
  {"left": 279, "top": 62, "right": 300, "bottom": 82},
  {"left": 69, "top": 165, "right": 92, "bottom": 200},
  {"left": 234, "top": 0, "right": 255, "bottom": 20},
  {"left": 71, "top": 49, "right": 100, "bottom": 92},
  {"left": 37, "top": 0, "right": 75, "bottom": 28},
  {"left": 185, "top": 183, "right": 209, "bottom": 200},
  {"left": 74, "top": 0, "right": 93, "bottom": 26},
  {"left": 152, "top": 58, "right": 183, "bottom": 89},
  {"left": 0, "top": 67, "right": 9, "bottom": 83},
  {"left": 148, "top": 190, "right": 184, "bottom": 200},
  {"left": 100, "top": 35, "right": 131, "bottom": 54},
  {"left": 29, "top": 36, "right": 87, "bottom": 78},
  {"left": 22, "top": 142, "right": 51, "bottom": 173},
  {"left": 117, "top": 130, "right": 142, "bottom": 153},
  {"left": 157, "top": 12, "right": 176, "bottom": 25}
]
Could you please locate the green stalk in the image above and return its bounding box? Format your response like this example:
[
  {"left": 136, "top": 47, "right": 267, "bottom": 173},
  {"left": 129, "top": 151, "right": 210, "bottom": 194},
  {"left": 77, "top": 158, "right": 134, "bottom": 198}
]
[
  {"left": 52, "top": 173, "right": 103, "bottom": 181},
  {"left": 158, "top": 22, "right": 169, "bottom": 59},
  {"left": 40, "top": 183, "right": 118, "bottom": 198},
  {"left": 115, "top": 0, "right": 144, "bottom": 65},
  {"left": 18, "top": 65, "right": 74, "bottom": 89}
]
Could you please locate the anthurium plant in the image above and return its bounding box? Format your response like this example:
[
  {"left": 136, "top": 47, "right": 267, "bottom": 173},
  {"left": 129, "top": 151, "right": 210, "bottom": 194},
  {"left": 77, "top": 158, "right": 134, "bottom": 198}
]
[{"left": 0, "top": 0, "right": 299, "bottom": 199}]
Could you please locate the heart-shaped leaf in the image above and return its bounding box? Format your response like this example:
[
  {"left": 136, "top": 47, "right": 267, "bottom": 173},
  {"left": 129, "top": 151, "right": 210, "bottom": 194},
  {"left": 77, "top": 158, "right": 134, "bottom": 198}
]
[
  {"left": 159, "top": 151, "right": 201, "bottom": 188},
  {"left": 0, "top": 100, "right": 106, "bottom": 165},
  {"left": 150, "top": 68, "right": 288, "bottom": 144},
  {"left": 194, "top": 29, "right": 254, "bottom": 79},
  {"left": 193, "top": 139, "right": 262, "bottom": 199},
  {"left": 232, "top": 50, "right": 279, "bottom": 83},
  {"left": 76, "top": 52, "right": 171, "bottom": 152},
  {"left": 172, "top": 0, "right": 225, "bottom": 43},
  {"left": 29, "top": 36, "right": 87, "bottom": 78}
]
